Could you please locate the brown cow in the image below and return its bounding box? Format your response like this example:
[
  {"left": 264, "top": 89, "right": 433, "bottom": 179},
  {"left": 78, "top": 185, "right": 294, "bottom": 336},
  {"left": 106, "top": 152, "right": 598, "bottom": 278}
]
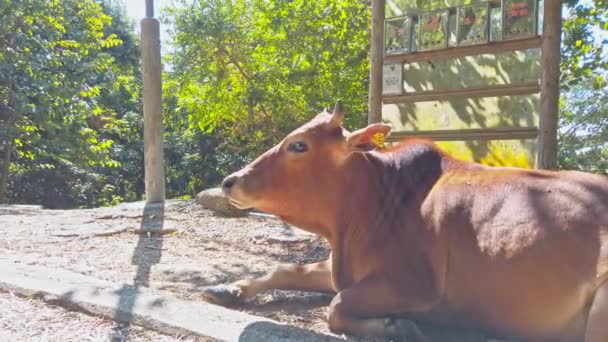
[{"left": 203, "top": 101, "right": 608, "bottom": 342}]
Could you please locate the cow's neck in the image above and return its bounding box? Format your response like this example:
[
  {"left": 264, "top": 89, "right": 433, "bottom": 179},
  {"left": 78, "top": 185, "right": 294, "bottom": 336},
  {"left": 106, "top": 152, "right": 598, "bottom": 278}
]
[{"left": 329, "top": 147, "right": 444, "bottom": 290}]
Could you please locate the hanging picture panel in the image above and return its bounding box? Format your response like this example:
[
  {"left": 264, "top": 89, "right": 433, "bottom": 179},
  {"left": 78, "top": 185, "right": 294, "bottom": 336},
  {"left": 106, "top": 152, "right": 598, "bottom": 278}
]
[
  {"left": 489, "top": 5, "right": 503, "bottom": 41},
  {"left": 382, "top": 64, "right": 404, "bottom": 95},
  {"left": 419, "top": 10, "right": 449, "bottom": 51},
  {"left": 448, "top": 10, "right": 458, "bottom": 47},
  {"left": 385, "top": 16, "right": 412, "bottom": 55},
  {"left": 502, "top": 0, "right": 537, "bottom": 40},
  {"left": 457, "top": 3, "right": 489, "bottom": 46},
  {"left": 383, "top": 0, "right": 541, "bottom": 55}
]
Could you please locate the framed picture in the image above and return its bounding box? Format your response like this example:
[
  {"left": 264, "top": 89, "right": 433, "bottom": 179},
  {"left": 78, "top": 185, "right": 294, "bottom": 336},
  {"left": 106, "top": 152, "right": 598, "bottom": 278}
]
[
  {"left": 385, "top": 16, "right": 412, "bottom": 55},
  {"left": 418, "top": 10, "right": 449, "bottom": 51},
  {"left": 502, "top": 0, "right": 538, "bottom": 40},
  {"left": 457, "top": 3, "right": 490, "bottom": 46},
  {"left": 382, "top": 63, "right": 403, "bottom": 95}
]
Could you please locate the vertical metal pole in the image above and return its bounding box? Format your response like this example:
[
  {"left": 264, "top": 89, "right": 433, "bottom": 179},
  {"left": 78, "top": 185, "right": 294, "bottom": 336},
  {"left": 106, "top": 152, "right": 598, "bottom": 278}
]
[
  {"left": 368, "top": 0, "right": 385, "bottom": 124},
  {"left": 538, "top": 0, "right": 562, "bottom": 169},
  {"left": 141, "top": 0, "right": 165, "bottom": 202}
]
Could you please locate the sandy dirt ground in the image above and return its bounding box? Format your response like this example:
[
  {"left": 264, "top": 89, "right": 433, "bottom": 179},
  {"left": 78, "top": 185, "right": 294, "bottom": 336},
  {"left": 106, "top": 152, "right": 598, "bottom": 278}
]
[
  {"left": 0, "top": 200, "right": 338, "bottom": 340},
  {"left": 0, "top": 200, "right": 506, "bottom": 342}
]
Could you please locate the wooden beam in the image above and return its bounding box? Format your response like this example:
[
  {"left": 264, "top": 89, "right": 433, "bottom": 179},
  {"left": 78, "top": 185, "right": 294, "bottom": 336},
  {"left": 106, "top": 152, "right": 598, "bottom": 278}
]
[
  {"left": 383, "top": 81, "right": 539, "bottom": 104},
  {"left": 368, "top": 0, "right": 385, "bottom": 124},
  {"left": 386, "top": 127, "right": 539, "bottom": 142},
  {"left": 538, "top": 1, "right": 562, "bottom": 169},
  {"left": 384, "top": 37, "right": 542, "bottom": 64}
]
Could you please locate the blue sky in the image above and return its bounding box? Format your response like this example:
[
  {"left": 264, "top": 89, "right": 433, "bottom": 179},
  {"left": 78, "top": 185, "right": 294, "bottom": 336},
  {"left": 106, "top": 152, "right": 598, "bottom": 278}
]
[{"left": 123, "top": 0, "right": 172, "bottom": 22}]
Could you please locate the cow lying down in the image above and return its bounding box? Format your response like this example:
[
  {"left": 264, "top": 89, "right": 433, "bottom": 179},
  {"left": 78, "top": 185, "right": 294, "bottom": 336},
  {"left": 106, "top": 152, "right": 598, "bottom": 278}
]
[{"left": 202, "top": 100, "right": 608, "bottom": 342}]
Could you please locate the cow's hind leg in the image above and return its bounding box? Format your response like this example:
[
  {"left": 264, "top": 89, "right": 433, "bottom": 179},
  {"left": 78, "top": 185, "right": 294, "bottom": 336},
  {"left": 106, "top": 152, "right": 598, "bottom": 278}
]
[
  {"left": 327, "top": 276, "right": 436, "bottom": 342},
  {"left": 585, "top": 279, "right": 608, "bottom": 342},
  {"left": 202, "top": 259, "right": 334, "bottom": 306}
]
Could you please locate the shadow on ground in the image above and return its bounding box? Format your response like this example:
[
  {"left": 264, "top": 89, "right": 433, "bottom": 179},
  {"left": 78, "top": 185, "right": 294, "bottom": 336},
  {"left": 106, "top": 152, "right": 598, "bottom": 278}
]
[
  {"left": 239, "top": 321, "right": 344, "bottom": 342},
  {"left": 111, "top": 202, "right": 164, "bottom": 342}
]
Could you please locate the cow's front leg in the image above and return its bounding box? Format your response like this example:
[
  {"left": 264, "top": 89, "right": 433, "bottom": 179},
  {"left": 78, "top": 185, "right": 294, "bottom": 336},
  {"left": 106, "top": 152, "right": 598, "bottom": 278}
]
[
  {"left": 328, "top": 275, "right": 438, "bottom": 342},
  {"left": 202, "top": 258, "right": 334, "bottom": 306}
]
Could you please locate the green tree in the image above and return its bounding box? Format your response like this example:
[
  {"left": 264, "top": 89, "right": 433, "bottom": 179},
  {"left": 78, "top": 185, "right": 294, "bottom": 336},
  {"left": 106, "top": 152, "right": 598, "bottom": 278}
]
[
  {"left": 558, "top": 82, "right": 608, "bottom": 174},
  {"left": 561, "top": 0, "right": 607, "bottom": 90},
  {"left": 85, "top": 0, "right": 145, "bottom": 207},
  {"left": 1, "top": 0, "right": 145, "bottom": 207},
  {"left": 0, "top": 0, "right": 124, "bottom": 203},
  {"left": 164, "top": 0, "right": 371, "bottom": 169},
  {"left": 559, "top": 0, "right": 608, "bottom": 172}
]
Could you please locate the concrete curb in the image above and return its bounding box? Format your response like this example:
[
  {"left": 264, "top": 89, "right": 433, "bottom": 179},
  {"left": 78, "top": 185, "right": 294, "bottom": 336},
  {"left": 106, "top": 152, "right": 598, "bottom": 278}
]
[{"left": 0, "top": 260, "right": 343, "bottom": 341}]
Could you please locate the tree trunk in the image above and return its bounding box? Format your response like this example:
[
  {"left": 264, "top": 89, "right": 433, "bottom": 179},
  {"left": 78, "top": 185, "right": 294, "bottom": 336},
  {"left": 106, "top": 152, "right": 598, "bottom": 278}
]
[{"left": 0, "top": 141, "right": 11, "bottom": 204}]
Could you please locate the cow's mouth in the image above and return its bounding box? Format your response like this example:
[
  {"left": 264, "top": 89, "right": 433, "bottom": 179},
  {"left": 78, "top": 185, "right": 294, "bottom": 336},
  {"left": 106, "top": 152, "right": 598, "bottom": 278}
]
[
  {"left": 228, "top": 198, "right": 254, "bottom": 210},
  {"left": 222, "top": 180, "right": 256, "bottom": 210}
]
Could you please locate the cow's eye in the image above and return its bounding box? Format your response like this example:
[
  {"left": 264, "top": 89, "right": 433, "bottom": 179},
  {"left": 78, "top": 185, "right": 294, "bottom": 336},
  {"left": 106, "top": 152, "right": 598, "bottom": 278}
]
[{"left": 287, "top": 141, "right": 308, "bottom": 153}]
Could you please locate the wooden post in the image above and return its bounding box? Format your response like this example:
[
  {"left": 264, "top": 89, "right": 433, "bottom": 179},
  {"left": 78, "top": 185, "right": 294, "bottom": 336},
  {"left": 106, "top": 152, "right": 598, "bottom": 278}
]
[
  {"left": 538, "top": 0, "right": 562, "bottom": 169},
  {"left": 141, "top": 0, "right": 165, "bottom": 203},
  {"left": 368, "top": 0, "right": 385, "bottom": 124},
  {"left": 0, "top": 94, "right": 16, "bottom": 204},
  {"left": 0, "top": 141, "right": 11, "bottom": 204}
]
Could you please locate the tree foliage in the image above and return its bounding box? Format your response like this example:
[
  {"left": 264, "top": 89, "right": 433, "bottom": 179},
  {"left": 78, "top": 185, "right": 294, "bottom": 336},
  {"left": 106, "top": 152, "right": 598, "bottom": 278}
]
[
  {"left": 164, "top": 0, "right": 371, "bottom": 162},
  {"left": 1, "top": 0, "right": 142, "bottom": 207},
  {"left": 558, "top": 81, "right": 608, "bottom": 174},
  {"left": 1, "top": 0, "right": 120, "bottom": 164},
  {"left": 561, "top": 0, "right": 607, "bottom": 90},
  {"left": 558, "top": 0, "right": 608, "bottom": 172}
]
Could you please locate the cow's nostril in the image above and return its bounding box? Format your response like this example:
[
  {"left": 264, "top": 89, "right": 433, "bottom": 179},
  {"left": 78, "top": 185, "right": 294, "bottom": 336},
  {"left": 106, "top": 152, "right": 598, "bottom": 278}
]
[{"left": 222, "top": 176, "right": 238, "bottom": 192}]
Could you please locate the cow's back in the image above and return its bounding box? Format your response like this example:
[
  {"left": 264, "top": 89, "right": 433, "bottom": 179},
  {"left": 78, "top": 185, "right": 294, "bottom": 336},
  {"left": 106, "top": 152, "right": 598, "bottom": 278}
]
[{"left": 422, "top": 166, "right": 608, "bottom": 339}]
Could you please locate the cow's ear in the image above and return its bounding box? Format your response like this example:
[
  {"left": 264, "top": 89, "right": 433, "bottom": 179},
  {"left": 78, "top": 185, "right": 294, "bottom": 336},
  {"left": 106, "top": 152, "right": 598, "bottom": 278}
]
[{"left": 346, "top": 123, "right": 392, "bottom": 151}]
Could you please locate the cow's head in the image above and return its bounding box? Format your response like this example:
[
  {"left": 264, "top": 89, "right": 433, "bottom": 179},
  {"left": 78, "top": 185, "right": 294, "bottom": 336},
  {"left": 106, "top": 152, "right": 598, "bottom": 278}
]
[{"left": 221, "top": 100, "right": 391, "bottom": 233}]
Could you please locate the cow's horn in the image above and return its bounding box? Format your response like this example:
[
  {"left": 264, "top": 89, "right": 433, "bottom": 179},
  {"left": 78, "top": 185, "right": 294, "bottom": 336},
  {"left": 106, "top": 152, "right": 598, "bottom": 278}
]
[{"left": 330, "top": 99, "right": 344, "bottom": 126}]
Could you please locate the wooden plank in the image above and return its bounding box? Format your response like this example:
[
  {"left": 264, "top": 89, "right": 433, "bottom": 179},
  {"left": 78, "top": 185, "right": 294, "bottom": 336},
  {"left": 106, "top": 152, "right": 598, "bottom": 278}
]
[
  {"left": 538, "top": 1, "right": 562, "bottom": 169},
  {"left": 384, "top": 37, "right": 542, "bottom": 64},
  {"left": 386, "top": 128, "right": 539, "bottom": 142},
  {"left": 368, "top": 0, "right": 385, "bottom": 124},
  {"left": 382, "top": 81, "right": 539, "bottom": 104}
]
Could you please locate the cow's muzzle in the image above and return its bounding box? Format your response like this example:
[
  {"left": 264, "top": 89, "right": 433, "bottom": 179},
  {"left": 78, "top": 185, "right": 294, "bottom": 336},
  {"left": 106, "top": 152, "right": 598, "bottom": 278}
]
[{"left": 221, "top": 173, "right": 254, "bottom": 209}]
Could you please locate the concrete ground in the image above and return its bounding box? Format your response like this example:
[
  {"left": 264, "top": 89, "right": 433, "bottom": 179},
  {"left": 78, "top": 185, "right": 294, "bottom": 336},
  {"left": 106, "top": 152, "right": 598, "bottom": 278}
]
[{"left": 0, "top": 260, "right": 340, "bottom": 341}]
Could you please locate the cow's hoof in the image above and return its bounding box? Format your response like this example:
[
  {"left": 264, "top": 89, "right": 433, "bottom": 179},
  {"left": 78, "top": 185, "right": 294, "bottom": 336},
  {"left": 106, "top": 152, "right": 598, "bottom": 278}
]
[
  {"left": 201, "top": 284, "right": 244, "bottom": 306},
  {"left": 385, "top": 318, "right": 430, "bottom": 342}
]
